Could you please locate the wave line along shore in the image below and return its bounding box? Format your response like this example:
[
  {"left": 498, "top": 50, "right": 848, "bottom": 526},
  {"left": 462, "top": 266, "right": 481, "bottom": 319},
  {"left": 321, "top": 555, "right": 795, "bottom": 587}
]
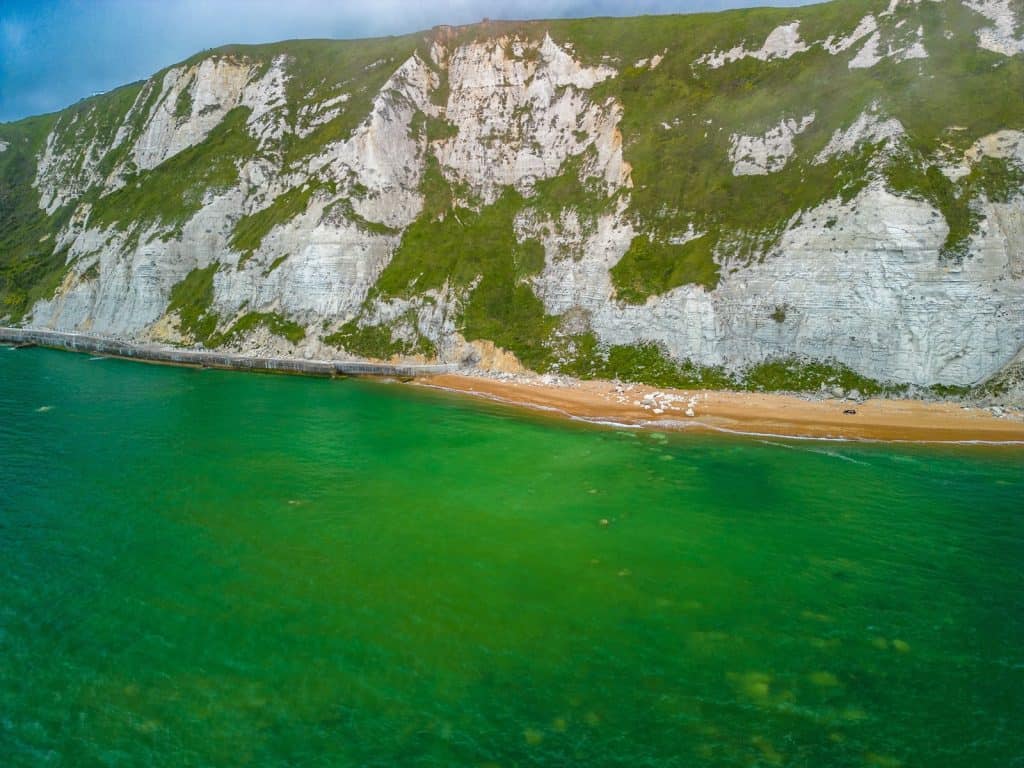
[
  {"left": 415, "top": 374, "right": 1024, "bottom": 445},
  {"left": 5, "top": 326, "right": 1023, "bottom": 444}
]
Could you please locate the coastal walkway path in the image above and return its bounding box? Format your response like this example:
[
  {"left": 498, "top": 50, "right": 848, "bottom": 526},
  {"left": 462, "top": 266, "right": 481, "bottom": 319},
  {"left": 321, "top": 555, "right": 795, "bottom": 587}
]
[{"left": 0, "top": 327, "right": 461, "bottom": 378}]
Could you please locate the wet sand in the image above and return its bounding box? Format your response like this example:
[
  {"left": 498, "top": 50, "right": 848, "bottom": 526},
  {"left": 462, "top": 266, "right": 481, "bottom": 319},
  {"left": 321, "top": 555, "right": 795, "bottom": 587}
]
[{"left": 416, "top": 373, "right": 1024, "bottom": 444}]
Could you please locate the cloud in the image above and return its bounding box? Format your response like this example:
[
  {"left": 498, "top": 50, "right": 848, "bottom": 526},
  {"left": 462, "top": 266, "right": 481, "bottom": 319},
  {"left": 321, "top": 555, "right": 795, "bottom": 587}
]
[{"left": 0, "top": 0, "right": 818, "bottom": 122}]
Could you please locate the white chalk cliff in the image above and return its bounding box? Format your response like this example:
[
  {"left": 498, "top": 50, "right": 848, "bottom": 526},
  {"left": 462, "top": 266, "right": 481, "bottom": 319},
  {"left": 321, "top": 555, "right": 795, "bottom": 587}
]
[{"left": 2, "top": 0, "right": 1023, "bottom": 395}]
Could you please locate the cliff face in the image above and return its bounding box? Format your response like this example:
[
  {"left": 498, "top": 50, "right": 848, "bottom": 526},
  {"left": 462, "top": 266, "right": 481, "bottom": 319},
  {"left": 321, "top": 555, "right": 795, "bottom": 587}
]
[{"left": 2, "top": 0, "right": 1024, "bottom": 395}]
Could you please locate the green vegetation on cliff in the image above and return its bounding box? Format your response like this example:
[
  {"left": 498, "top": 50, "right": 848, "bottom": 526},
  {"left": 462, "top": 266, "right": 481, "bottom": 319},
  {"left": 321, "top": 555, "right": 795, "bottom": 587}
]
[
  {"left": 91, "top": 106, "right": 257, "bottom": 241},
  {"left": 167, "top": 264, "right": 220, "bottom": 344},
  {"left": 522, "top": 0, "right": 1023, "bottom": 298},
  {"left": 167, "top": 266, "right": 307, "bottom": 347},
  {"left": 231, "top": 183, "right": 321, "bottom": 265},
  {"left": 371, "top": 164, "right": 557, "bottom": 370},
  {"left": 217, "top": 312, "right": 306, "bottom": 345},
  {"left": 212, "top": 34, "right": 422, "bottom": 166},
  {"left": 887, "top": 153, "right": 1024, "bottom": 259},
  {"left": 323, "top": 319, "right": 435, "bottom": 360},
  {"left": 552, "top": 337, "right": 890, "bottom": 394},
  {"left": 0, "top": 114, "right": 67, "bottom": 322},
  {"left": 611, "top": 234, "right": 720, "bottom": 302}
]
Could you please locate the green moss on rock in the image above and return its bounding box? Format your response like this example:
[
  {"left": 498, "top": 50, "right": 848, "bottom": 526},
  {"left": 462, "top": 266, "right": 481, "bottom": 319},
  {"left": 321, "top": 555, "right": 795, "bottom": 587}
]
[
  {"left": 174, "top": 78, "right": 194, "bottom": 121},
  {"left": 611, "top": 233, "right": 720, "bottom": 301},
  {"left": 375, "top": 186, "right": 557, "bottom": 370},
  {"left": 0, "top": 113, "right": 73, "bottom": 322},
  {"left": 555, "top": 336, "right": 734, "bottom": 389},
  {"left": 167, "top": 265, "right": 220, "bottom": 345},
  {"left": 215, "top": 312, "right": 306, "bottom": 345},
  {"left": 741, "top": 357, "right": 888, "bottom": 395},
  {"left": 323, "top": 320, "right": 433, "bottom": 359},
  {"left": 231, "top": 184, "right": 319, "bottom": 265}
]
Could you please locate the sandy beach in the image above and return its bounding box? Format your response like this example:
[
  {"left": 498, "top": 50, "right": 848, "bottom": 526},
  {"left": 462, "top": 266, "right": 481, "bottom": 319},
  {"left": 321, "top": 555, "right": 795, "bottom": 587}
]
[
  {"left": 7, "top": 328, "right": 1023, "bottom": 443},
  {"left": 417, "top": 373, "right": 1024, "bottom": 444}
]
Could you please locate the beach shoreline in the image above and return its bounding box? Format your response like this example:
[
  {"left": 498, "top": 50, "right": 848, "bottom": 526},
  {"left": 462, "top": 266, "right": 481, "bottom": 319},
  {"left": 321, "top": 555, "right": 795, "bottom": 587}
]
[
  {"left": 415, "top": 372, "right": 1024, "bottom": 445},
  {"left": 6, "top": 328, "right": 1022, "bottom": 444}
]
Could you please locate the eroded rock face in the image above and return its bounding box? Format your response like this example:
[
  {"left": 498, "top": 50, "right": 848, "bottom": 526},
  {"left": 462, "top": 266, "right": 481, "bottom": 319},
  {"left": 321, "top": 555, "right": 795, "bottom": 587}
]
[
  {"left": 729, "top": 114, "right": 815, "bottom": 176},
  {"left": 691, "top": 8, "right": 930, "bottom": 72},
  {"left": 814, "top": 105, "right": 904, "bottom": 164},
  {"left": 307, "top": 53, "right": 437, "bottom": 230},
  {"left": 529, "top": 182, "right": 1024, "bottom": 386},
  {"left": 963, "top": 0, "right": 1024, "bottom": 56},
  {"left": 822, "top": 14, "right": 879, "bottom": 55},
  {"left": 696, "top": 22, "right": 811, "bottom": 68},
  {"left": 32, "top": 188, "right": 248, "bottom": 336},
  {"left": 434, "top": 34, "right": 626, "bottom": 204},
  {"left": 16, "top": 15, "right": 1024, "bottom": 391},
  {"left": 848, "top": 23, "right": 928, "bottom": 69},
  {"left": 132, "top": 58, "right": 255, "bottom": 171},
  {"left": 34, "top": 91, "right": 143, "bottom": 215}
]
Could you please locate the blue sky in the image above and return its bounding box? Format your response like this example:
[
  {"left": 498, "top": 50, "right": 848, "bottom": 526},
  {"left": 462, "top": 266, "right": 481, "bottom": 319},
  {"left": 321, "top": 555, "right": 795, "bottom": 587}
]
[{"left": 0, "top": 0, "right": 818, "bottom": 123}]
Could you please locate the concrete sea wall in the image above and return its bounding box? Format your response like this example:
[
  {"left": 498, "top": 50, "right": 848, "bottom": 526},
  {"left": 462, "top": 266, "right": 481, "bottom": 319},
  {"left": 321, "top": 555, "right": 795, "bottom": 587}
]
[{"left": 0, "top": 327, "right": 459, "bottom": 378}]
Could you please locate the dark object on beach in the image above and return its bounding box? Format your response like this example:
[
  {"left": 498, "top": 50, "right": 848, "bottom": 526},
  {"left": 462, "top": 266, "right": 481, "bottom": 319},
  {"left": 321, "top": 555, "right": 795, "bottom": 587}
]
[{"left": 843, "top": 409, "right": 857, "bottom": 415}]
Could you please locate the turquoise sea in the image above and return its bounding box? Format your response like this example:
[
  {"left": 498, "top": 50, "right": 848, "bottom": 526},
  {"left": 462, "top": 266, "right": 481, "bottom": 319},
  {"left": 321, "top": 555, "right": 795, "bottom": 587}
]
[{"left": 1, "top": 347, "right": 1022, "bottom": 767}]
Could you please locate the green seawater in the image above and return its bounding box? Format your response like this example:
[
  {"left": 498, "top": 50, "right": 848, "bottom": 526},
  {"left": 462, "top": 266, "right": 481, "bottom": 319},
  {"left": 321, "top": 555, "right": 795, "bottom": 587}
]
[{"left": 1, "top": 347, "right": 1022, "bottom": 767}]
